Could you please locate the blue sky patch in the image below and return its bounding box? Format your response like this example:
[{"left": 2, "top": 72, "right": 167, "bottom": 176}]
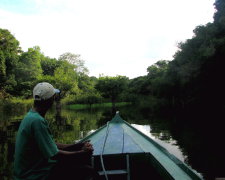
[{"left": 0, "top": 0, "right": 38, "bottom": 15}]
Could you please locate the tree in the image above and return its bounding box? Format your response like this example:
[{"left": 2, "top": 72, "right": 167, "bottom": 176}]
[
  {"left": 95, "top": 75, "right": 129, "bottom": 108},
  {"left": 74, "top": 92, "right": 102, "bottom": 107},
  {"left": 147, "top": 60, "right": 168, "bottom": 78},
  {"left": 0, "top": 28, "right": 21, "bottom": 95},
  {"left": 77, "top": 74, "right": 96, "bottom": 93},
  {"left": 0, "top": 51, "right": 6, "bottom": 84},
  {"left": 15, "top": 47, "right": 42, "bottom": 97},
  {"left": 128, "top": 76, "right": 150, "bottom": 96},
  {"left": 59, "top": 52, "right": 89, "bottom": 75},
  {"left": 41, "top": 56, "right": 59, "bottom": 76},
  {"left": 214, "top": 0, "right": 225, "bottom": 24},
  {"left": 39, "top": 60, "right": 79, "bottom": 98},
  {"left": 146, "top": 60, "right": 169, "bottom": 96}
]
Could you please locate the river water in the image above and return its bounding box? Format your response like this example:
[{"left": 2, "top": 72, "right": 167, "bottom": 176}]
[{"left": 0, "top": 103, "right": 224, "bottom": 180}]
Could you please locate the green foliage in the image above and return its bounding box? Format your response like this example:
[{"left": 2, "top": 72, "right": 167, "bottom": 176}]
[
  {"left": 75, "top": 93, "right": 102, "bottom": 106},
  {"left": 0, "top": 28, "right": 92, "bottom": 100},
  {"left": 0, "top": 98, "right": 32, "bottom": 115},
  {"left": 128, "top": 76, "right": 149, "bottom": 95},
  {"left": 41, "top": 56, "right": 59, "bottom": 76},
  {"left": 146, "top": 60, "right": 169, "bottom": 96},
  {"left": 95, "top": 75, "right": 129, "bottom": 105},
  {"left": 67, "top": 102, "right": 130, "bottom": 110},
  {"left": 19, "top": 48, "right": 42, "bottom": 78},
  {"left": 63, "top": 92, "right": 102, "bottom": 106},
  {"left": 147, "top": 60, "right": 168, "bottom": 78},
  {"left": 54, "top": 61, "right": 79, "bottom": 96},
  {"left": 214, "top": 0, "right": 225, "bottom": 24},
  {"left": 15, "top": 47, "right": 43, "bottom": 97},
  {"left": 59, "top": 52, "right": 89, "bottom": 75},
  {"left": 0, "top": 51, "right": 6, "bottom": 83},
  {"left": 0, "top": 90, "right": 7, "bottom": 99},
  {"left": 38, "top": 60, "right": 79, "bottom": 98},
  {"left": 0, "top": 29, "right": 21, "bottom": 72},
  {"left": 128, "top": 60, "right": 169, "bottom": 102},
  {"left": 0, "top": 28, "right": 21, "bottom": 94},
  {"left": 78, "top": 74, "right": 97, "bottom": 93}
]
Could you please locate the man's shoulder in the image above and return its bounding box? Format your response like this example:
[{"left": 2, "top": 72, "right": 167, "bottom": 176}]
[
  {"left": 26, "top": 110, "right": 44, "bottom": 120},
  {"left": 22, "top": 110, "right": 45, "bottom": 126}
]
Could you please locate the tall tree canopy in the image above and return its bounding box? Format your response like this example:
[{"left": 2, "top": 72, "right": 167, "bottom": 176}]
[
  {"left": 214, "top": 0, "right": 225, "bottom": 23},
  {"left": 15, "top": 47, "right": 43, "bottom": 97},
  {"left": 59, "top": 52, "right": 89, "bottom": 75},
  {"left": 95, "top": 75, "right": 129, "bottom": 107},
  {"left": 41, "top": 56, "right": 59, "bottom": 76},
  {"left": 0, "top": 28, "right": 21, "bottom": 94}
]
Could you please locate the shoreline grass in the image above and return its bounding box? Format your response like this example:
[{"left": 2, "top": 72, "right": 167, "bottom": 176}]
[{"left": 67, "top": 102, "right": 131, "bottom": 110}]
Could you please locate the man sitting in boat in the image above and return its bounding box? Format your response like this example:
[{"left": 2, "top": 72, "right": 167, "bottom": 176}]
[{"left": 14, "top": 82, "right": 100, "bottom": 180}]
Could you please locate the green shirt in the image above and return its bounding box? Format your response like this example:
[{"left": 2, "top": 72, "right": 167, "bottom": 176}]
[{"left": 14, "top": 110, "right": 59, "bottom": 180}]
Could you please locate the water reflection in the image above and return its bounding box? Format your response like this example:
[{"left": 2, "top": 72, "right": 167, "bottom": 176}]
[
  {"left": 0, "top": 115, "right": 22, "bottom": 180},
  {"left": 0, "top": 103, "right": 225, "bottom": 180},
  {"left": 131, "top": 124, "right": 186, "bottom": 162}
]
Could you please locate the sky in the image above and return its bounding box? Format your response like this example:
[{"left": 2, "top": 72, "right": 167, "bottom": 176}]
[{"left": 0, "top": 0, "right": 215, "bottom": 78}]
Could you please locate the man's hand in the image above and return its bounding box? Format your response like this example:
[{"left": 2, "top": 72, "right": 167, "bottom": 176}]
[
  {"left": 82, "top": 141, "right": 94, "bottom": 153},
  {"left": 52, "top": 141, "right": 94, "bottom": 160}
]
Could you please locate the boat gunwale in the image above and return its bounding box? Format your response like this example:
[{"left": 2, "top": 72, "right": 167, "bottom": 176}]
[
  {"left": 79, "top": 124, "right": 107, "bottom": 143},
  {"left": 120, "top": 117, "right": 203, "bottom": 180}
]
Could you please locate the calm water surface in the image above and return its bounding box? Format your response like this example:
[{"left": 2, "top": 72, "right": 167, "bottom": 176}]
[{"left": 0, "top": 103, "right": 224, "bottom": 180}]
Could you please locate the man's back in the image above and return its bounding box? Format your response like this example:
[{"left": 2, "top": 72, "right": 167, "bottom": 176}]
[{"left": 14, "top": 110, "right": 58, "bottom": 180}]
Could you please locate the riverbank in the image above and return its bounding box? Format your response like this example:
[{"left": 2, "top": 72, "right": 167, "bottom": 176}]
[
  {"left": 0, "top": 98, "right": 33, "bottom": 114},
  {"left": 67, "top": 102, "right": 131, "bottom": 110},
  {"left": 0, "top": 98, "right": 131, "bottom": 111}
]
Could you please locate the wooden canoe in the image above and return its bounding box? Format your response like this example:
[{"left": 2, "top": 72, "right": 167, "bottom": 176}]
[{"left": 79, "top": 112, "right": 203, "bottom": 180}]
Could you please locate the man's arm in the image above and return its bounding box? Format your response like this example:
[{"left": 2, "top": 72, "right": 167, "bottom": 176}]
[
  {"left": 52, "top": 149, "right": 86, "bottom": 159},
  {"left": 56, "top": 141, "right": 91, "bottom": 151},
  {"left": 56, "top": 143, "right": 72, "bottom": 150},
  {"left": 56, "top": 142, "right": 85, "bottom": 151},
  {"left": 52, "top": 141, "right": 93, "bottom": 160}
]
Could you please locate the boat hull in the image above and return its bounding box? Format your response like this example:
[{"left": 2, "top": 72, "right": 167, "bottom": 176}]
[{"left": 79, "top": 113, "right": 203, "bottom": 180}]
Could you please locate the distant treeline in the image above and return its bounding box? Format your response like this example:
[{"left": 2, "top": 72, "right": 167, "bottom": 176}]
[{"left": 1, "top": 0, "right": 225, "bottom": 123}]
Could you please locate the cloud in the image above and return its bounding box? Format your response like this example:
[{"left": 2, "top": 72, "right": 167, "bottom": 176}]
[{"left": 0, "top": 0, "right": 215, "bottom": 78}]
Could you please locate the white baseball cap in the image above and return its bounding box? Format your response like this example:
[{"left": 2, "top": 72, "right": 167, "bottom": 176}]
[{"left": 33, "top": 82, "right": 60, "bottom": 101}]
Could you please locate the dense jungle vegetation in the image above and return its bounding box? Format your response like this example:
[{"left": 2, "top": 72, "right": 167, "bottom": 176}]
[{"left": 1, "top": 0, "right": 225, "bottom": 126}]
